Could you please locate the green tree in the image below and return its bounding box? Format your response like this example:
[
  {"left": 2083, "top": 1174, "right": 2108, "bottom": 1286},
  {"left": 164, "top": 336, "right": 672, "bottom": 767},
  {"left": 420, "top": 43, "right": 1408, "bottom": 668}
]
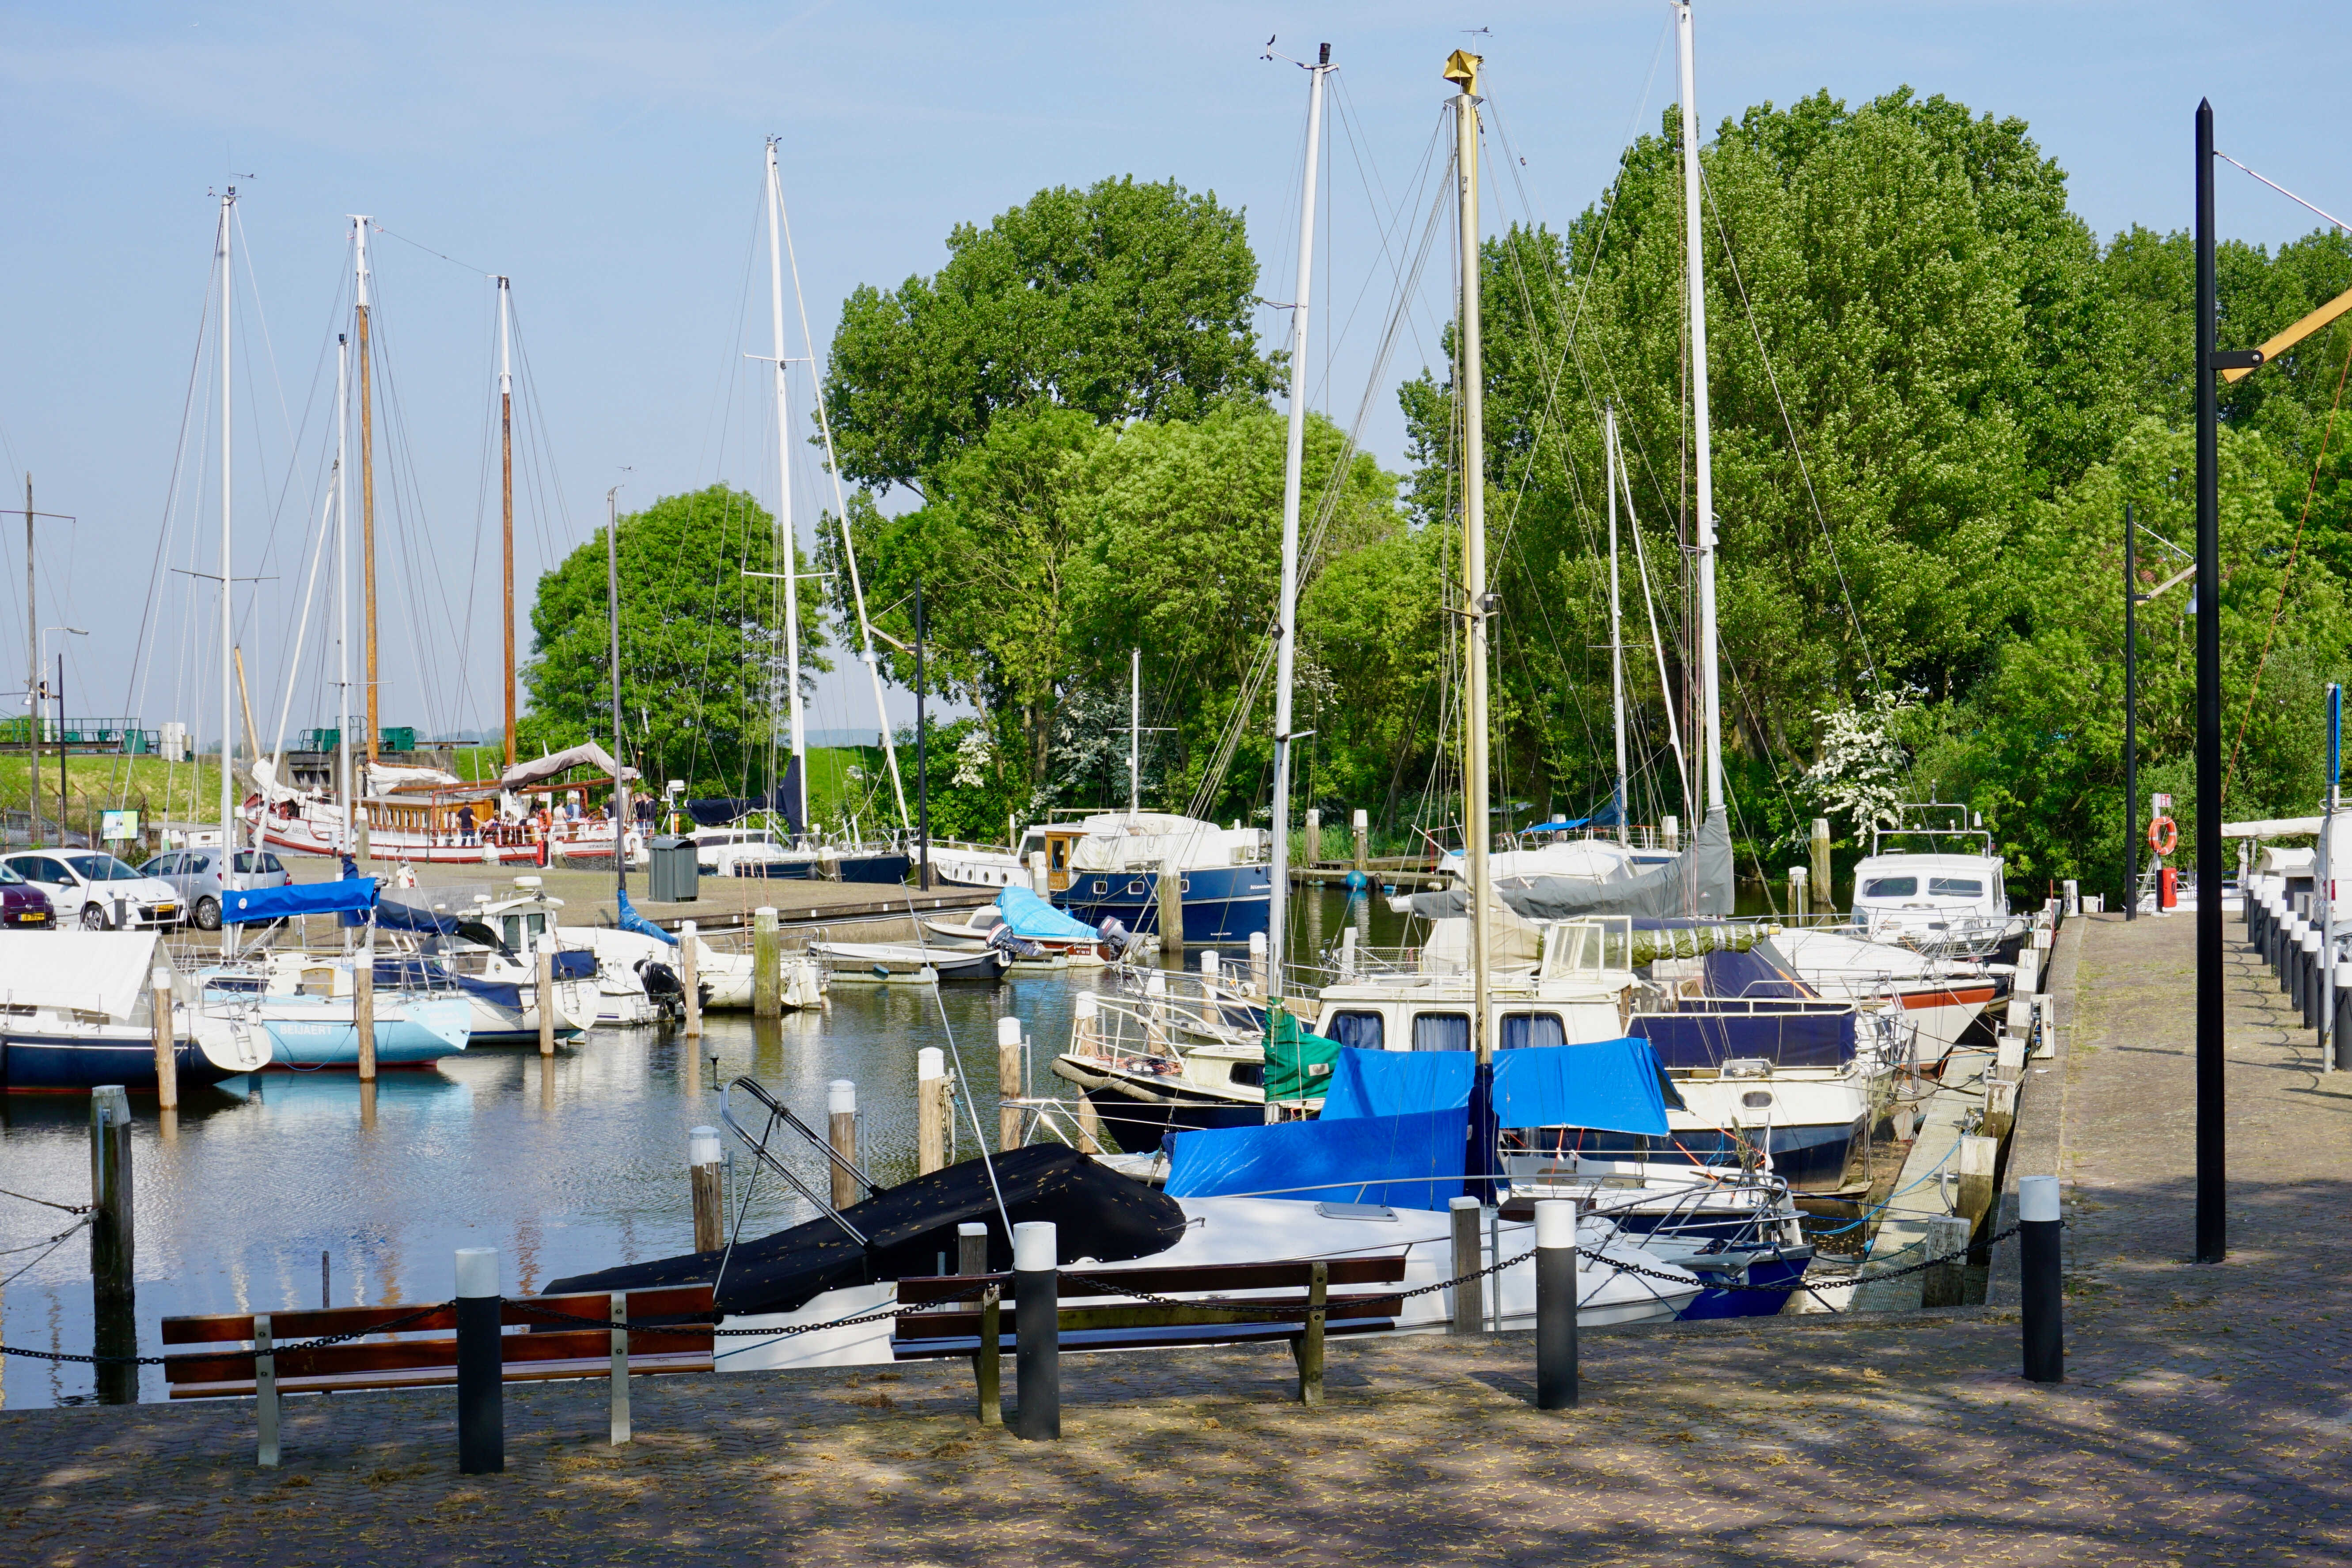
[
  {"left": 522, "top": 486, "right": 827, "bottom": 796},
  {"left": 822, "top": 176, "right": 1278, "bottom": 495}
]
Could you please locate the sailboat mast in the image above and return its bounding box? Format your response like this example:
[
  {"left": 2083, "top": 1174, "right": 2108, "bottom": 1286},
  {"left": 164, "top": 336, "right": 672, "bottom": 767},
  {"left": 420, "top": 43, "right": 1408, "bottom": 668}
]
[
  {"left": 1618, "top": 424, "right": 1690, "bottom": 813},
  {"left": 1268, "top": 42, "right": 1331, "bottom": 1003},
  {"left": 1129, "top": 648, "right": 1140, "bottom": 817},
  {"left": 1607, "top": 405, "right": 1628, "bottom": 846},
  {"left": 498, "top": 275, "right": 516, "bottom": 772},
  {"left": 1446, "top": 50, "right": 1496, "bottom": 1188},
  {"left": 608, "top": 485, "right": 628, "bottom": 894},
  {"left": 352, "top": 214, "right": 379, "bottom": 835},
  {"left": 776, "top": 187, "right": 911, "bottom": 836},
  {"left": 337, "top": 331, "right": 353, "bottom": 850},
  {"left": 218, "top": 188, "right": 236, "bottom": 953},
  {"left": 765, "top": 140, "right": 808, "bottom": 838},
  {"left": 1675, "top": 2, "right": 1723, "bottom": 816}
]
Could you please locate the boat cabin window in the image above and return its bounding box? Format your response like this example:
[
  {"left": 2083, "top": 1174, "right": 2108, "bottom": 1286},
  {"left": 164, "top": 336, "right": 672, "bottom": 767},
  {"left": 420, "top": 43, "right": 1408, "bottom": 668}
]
[
  {"left": 1411, "top": 1012, "right": 1471, "bottom": 1052},
  {"left": 1499, "top": 1011, "right": 1566, "bottom": 1051},
  {"left": 1326, "top": 1011, "right": 1384, "bottom": 1051},
  {"left": 1927, "top": 877, "right": 1984, "bottom": 899},
  {"left": 1860, "top": 876, "right": 1918, "bottom": 898}
]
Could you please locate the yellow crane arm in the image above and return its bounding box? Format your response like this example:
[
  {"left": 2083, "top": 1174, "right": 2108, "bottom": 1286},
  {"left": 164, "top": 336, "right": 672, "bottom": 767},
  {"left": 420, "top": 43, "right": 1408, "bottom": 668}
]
[{"left": 2223, "top": 281, "right": 2352, "bottom": 382}]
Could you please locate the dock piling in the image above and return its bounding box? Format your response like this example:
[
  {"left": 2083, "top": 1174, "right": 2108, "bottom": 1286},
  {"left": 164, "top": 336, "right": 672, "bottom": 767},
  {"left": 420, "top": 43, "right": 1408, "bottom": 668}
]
[
  {"left": 918, "top": 1048, "right": 948, "bottom": 1174},
  {"left": 89, "top": 1085, "right": 137, "bottom": 1405},
  {"left": 2020, "top": 1175, "right": 2064, "bottom": 1382},
  {"left": 149, "top": 967, "right": 176, "bottom": 1112},
  {"left": 828, "top": 1081, "right": 860, "bottom": 1210},
  {"left": 1304, "top": 807, "right": 1321, "bottom": 866},
  {"left": 1788, "top": 865, "right": 1808, "bottom": 918},
  {"left": 679, "top": 921, "right": 702, "bottom": 1040},
  {"left": 1157, "top": 858, "right": 1184, "bottom": 958},
  {"left": 1351, "top": 809, "right": 1369, "bottom": 874},
  {"left": 1294, "top": 1260, "right": 1328, "bottom": 1405},
  {"left": 1534, "top": 1199, "right": 1578, "bottom": 1409},
  {"left": 752, "top": 906, "right": 781, "bottom": 1017},
  {"left": 1012, "top": 1221, "right": 1059, "bottom": 1440},
  {"left": 960, "top": 1222, "right": 1002, "bottom": 1425},
  {"left": 996, "top": 1016, "right": 1024, "bottom": 1151},
  {"left": 689, "top": 1126, "right": 725, "bottom": 1253},
  {"left": 454, "top": 1247, "right": 504, "bottom": 1474},
  {"left": 1248, "top": 931, "right": 1268, "bottom": 999},
  {"left": 1449, "top": 1196, "right": 1484, "bottom": 1335},
  {"left": 355, "top": 929, "right": 377, "bottom": 1082},
  {"left": 1810, "top": 818, "right": 1832, "bottom": 910},
  {"left": 535, "top": 937, "right": 555, "bottom": 1056},
  {"left": 1921, "top": 1214, "right": 1973, "bottom": 1309}
]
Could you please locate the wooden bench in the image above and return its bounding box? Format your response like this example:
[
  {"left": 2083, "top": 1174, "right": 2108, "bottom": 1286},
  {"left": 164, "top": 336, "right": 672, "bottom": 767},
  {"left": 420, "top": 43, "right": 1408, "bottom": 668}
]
[
  {"left": 891, "top": 1257, "right": 1409, "bottom": 1411},
  {"left": 159, "top": 1285, "right": 717, "bottom": 1400}
]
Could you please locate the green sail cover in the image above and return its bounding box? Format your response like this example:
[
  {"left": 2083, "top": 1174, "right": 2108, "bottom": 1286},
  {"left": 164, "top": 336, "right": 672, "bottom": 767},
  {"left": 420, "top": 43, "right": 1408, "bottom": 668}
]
[{"left": 1264, "top": 1009, "right": 1344, "bottom": 1102}]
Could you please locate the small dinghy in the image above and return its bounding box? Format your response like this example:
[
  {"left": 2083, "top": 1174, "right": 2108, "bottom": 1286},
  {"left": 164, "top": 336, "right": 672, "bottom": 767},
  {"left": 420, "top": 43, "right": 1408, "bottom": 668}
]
[{"left": 810, "top": 939, "right": 1005, "bottom": 984}]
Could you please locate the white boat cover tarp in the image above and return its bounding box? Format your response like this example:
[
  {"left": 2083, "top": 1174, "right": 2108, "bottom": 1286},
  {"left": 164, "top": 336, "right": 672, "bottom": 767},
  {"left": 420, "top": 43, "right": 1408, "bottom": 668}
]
[
  {"left": 1067, "top": 812, "right": 1256, "bottom": 872},
  {"left": 0, "top": 930, "right": 164, "bottom": 1019},
  {"left": 1405, "top": 806, "right": 1736, "bottom": 921},
  {"left": 503, "top": 743, "right": 640, "bottom": 790},
  {"left": 367, "top": 762, "right": 462, "bottom": 794}
]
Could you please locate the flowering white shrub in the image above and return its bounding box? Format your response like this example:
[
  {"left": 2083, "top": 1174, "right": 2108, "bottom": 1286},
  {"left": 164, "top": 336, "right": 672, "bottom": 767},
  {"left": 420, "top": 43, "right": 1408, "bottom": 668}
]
[{"left": 1802, "top": 691, "right": 1912, "bottom": 841}]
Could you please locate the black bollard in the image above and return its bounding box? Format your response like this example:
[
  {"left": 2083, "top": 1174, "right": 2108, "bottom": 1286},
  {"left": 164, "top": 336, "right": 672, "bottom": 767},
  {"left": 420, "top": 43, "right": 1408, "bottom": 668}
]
[
  {"left": 1012, "top": 1221, "right": 1059, "bottom": 1440},
  {"left": 2020, "top": 1176, "right": 2063, "bottom": 1384},
  {"left": 455, "top": 1247, "right": 505, "bottom": 1473},
  {"left": 1534, "top": 1199, "right": 1579, "bottom": 1410}
]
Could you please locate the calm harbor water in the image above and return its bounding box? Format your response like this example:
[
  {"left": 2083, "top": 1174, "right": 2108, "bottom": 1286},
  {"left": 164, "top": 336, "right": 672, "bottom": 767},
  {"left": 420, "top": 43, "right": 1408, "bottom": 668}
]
[{"left": 0, "top": 886, "right": 1403, "bottom": 1408}]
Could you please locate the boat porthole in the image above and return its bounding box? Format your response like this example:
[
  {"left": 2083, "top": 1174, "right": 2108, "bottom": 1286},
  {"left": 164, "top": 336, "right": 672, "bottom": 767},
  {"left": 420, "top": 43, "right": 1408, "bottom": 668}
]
[
  {"left": 1741, "top": 1091, "right": 1773, "bottom": 1109},
  {"left": 1180, "top": 877, "right": 1192, "bottom": 893}
]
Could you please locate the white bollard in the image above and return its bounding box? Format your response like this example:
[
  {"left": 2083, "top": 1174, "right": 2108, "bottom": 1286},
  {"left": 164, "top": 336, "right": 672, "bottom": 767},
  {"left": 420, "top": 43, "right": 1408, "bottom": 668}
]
[{"left": 1248, "top": 930, "right": 1269, "bottom": 996}]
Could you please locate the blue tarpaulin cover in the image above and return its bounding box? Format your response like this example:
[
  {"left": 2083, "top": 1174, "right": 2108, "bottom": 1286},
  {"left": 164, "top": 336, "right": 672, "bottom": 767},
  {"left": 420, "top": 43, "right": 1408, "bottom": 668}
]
[
  {"left": 998, "top": 884, "right": 1101, "bottom": 942},
  {"left": 1318, "top": 1039, "right": 1676, "bottom": 1136},
  {"left": 1701, "top": 945, "right": 1816, "bottom": 999},
  {"left": 1163, "top": 1109, "right": 1468, "bottom": 1209},
  {"left": 615, "top": 890, "right": 677, "bottom": 946},
  {"left": 376, "top": 899, "right": 462, "bottom": 935},
  {"left": 223, "top": 878, "right": 378, "bottom": 925}
]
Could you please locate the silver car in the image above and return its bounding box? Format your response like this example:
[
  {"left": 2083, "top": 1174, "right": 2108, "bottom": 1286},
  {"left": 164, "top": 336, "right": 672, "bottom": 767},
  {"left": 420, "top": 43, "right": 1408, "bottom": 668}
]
[
  {"left": 137, "top": 848, "right": 292, "bottom": 931},
  {"left": 0, "top": 850, "right": 185, "bottom": 930}
]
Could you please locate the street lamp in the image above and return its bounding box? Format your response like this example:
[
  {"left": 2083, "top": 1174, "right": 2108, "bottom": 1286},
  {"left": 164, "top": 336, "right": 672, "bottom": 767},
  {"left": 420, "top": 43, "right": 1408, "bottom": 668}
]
[{"left": 40, "top": 626, "right": 85, "bottom": 844}]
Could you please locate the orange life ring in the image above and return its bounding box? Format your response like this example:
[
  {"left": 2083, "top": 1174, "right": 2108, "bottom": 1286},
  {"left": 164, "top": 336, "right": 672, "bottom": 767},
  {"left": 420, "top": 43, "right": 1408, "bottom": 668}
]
[{"left": 2148, "top": 816, "right": 2178, "bottom": 857}]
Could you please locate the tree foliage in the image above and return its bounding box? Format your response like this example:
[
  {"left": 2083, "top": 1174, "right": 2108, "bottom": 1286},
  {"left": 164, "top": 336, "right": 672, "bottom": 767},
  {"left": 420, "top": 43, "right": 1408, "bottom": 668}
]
[{"left": 522, "top": 486, "right": 827, "bottom": 797}]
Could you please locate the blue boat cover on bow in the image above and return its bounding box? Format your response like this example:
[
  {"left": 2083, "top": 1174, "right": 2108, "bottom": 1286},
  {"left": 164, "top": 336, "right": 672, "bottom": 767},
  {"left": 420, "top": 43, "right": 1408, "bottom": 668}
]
[
  {"left": 222, "top": 877, "right": 379, "bottom": 924},
  {"left": 997, "top": 884, "right": 1100, "bottom": 942},
  {"left": 1318, "top": 1038, "right": 1675, "bottom": 1136},
  {"left": 1163, "top": 1109, "right": 1467, "bottom": 1209},
  {"left": 615, "top": 890, "right": 677, "bottom": 946},
  {"left": 375, "top": 898, "right": 462, "bottom": 935}
]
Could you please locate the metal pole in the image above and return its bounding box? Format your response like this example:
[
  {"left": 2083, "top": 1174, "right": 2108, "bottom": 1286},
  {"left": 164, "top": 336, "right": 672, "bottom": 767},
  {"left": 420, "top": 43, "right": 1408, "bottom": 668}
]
[
  {"left": 1012, "top": 1220, "right": 1059, "bottom": 1440},
  {"left": 336, "top": 333, "right": 353, "bottom": 854},
  {"left": 1270, "top": 44, "right": 1330, "bottom": 1005},
  {"left": 916, "top": 578, "right": 930, "bottom": 889},
  {"left": 1607, "top": 406, "right": 1628, "bottom": 846},
  {"left": 454, "top": 1246, "right": 504, "bottom": 1473},
  {"left": 1534, "top": 1198, "right": 1578, "bottom": 1409},
  {"left": 608, "top": 486, "right": 629, "bottom": 896},
  {"left": 353, "top": 216, "right": 379, "bottom": 777},
  {"left": 1129, "top": 648, "right": 1140, "bottom": 817},
  {"left": 765, "top": 141, "right": 808, "bottom": 837},
  {"left": 24, "top": 474, "right": 35, "bottom": 842},
  {"left": 2193, "top": 99, "right": 2225, "bottom": 1265},
  {"left": 2325, "top": 683, "right": 2341, "bottom": 1070},
  {"left": 219, "top": 190, "right": 235, "bottom": 944},
  {"left": 2125, "top": 502, "right": 2138, "bottom": 921},
  {"left": 1676, "top": 1, "right": 1724, "bottom": 819},
  {"left": 498, "top": 276, "right": 517, "bottom": 773},
  {"left": 2019, "top": 1175, "right": 2064, "bottom": 1382}
]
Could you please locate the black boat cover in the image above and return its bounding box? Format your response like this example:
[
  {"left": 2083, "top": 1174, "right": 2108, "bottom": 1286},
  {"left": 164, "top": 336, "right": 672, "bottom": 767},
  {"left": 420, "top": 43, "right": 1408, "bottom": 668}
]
[{"left": 545, "top": 1143, "right": 1187, "bottom": 1318}]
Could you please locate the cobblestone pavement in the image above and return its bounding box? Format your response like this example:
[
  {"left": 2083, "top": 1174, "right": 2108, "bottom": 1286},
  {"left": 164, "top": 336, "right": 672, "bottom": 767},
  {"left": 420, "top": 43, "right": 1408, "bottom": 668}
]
[{"left": 4, "top": 910, "right": 2349, "bottom": 1567}]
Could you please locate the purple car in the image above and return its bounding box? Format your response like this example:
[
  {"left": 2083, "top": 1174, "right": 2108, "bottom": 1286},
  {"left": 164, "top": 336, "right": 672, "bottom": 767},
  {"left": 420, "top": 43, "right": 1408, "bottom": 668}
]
[{"left": 0, "top": 862, "right": 55, "bottom": 928}]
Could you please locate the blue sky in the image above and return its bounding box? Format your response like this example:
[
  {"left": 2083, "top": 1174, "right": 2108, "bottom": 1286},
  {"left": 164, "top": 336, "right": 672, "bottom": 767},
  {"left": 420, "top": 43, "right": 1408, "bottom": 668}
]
[{"left": 0, "top": 1, "right": 2345, "bottom": 754}]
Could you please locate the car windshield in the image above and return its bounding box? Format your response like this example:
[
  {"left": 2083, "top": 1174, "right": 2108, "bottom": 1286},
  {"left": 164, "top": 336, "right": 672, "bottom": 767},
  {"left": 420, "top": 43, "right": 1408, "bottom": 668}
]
[
  {"left": 66, "top": 854, "right": 144, "bottom": 882},
  {"left": 0, "top": 864, "right": 21, "bottom": 885},
  {"left": 1860, "top": 876, "right": 1918, "bottom": 899}
]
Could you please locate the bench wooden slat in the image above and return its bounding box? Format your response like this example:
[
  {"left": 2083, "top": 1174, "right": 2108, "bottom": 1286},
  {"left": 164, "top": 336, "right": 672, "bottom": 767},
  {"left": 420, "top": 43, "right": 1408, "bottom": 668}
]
[
  {"left": 892, "top": 1292, "right": 1396, "bottom": 1342},
  {"left": 160, "top": 1285, "right": 715, "bottom": 1345},
  {"left": 168, "top": 1350, "right": 713, "bottom": 1400},
  {"left": 893, "top": 1317, "right": 1394, "bottom": 1362},
  {"left": 164, "top": 1326, "right": 713, "bottom": 1386},
  {"left": 892, "top": 1256, "right": 1405, "bottom": 1307}
]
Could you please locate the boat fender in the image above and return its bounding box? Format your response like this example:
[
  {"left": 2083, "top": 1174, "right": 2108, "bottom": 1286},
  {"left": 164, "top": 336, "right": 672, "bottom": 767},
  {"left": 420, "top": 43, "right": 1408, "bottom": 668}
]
[{"left": 2147, "top": 816, "right": 2177, "bottom": 858}]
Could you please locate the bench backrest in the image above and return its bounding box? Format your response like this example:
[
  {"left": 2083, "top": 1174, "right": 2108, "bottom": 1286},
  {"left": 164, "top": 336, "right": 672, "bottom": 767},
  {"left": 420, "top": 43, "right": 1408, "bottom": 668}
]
[{"left": 895, "top": 1255, "right": 1407, "bottom": 1309}]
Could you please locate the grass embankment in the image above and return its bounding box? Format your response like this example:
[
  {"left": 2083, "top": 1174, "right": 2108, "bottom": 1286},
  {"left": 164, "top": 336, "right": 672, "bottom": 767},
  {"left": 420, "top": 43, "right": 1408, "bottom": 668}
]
[{"left": 0, "top": 754, "right": 227, "bottom": 829}]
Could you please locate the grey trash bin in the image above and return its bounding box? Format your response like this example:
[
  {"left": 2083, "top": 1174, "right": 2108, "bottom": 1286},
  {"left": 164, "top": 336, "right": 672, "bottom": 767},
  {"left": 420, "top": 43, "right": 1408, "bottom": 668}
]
[{"left": 648, "top": 835, "right": 699, "bottom": 903}]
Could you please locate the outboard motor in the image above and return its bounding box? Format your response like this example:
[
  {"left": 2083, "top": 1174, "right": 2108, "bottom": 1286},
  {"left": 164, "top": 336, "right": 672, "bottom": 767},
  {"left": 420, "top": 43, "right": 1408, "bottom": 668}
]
[
  {"left": 1095, "top": 916, "right": 1130, "bottom": 959},
  {"left": 636, "top": 957, "right": 687, "bottom": 1021},
  {"left": 988, "top": 925, "right": 1047, "bottom": 961}
]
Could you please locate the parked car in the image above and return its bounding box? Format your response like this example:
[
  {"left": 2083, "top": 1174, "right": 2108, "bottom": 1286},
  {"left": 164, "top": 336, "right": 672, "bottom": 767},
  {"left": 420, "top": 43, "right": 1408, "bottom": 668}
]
[
  {"left": 0, "top": 862, "right": 56, "bottom": 928},
  {"left": 0, "top": 851, "right": 181, "bottom": 930},
  {"left": 137, "top": 848, "right": 292, "bottom": 932}
]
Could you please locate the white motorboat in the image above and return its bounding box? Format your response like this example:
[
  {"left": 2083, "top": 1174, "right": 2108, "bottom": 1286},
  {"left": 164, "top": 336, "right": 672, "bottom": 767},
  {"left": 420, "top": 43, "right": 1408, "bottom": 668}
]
[
  {"left": 1848, "top": 804, "right": 2026, "bottom": 958},
  {"left": 810, "top": 938, "right": 1006, "bottom": 985},
  {"left": 1763, "top": 926, "right": 2004, "bottom": 1053}
]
